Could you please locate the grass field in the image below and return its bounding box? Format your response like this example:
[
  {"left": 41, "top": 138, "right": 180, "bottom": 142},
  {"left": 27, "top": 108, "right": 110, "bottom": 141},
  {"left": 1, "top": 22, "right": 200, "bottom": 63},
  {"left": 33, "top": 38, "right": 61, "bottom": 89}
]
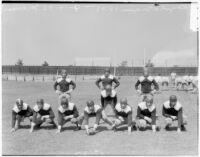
[{"left": 2, "top": 79, "right": 198, "bottom": 155}]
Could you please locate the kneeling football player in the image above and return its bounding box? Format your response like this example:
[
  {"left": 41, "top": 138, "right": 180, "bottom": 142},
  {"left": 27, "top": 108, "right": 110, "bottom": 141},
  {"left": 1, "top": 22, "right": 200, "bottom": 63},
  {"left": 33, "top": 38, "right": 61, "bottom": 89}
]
[
  {"left": 11, "top": 99, "right": 33, "bottom": 132},
  {"left": 136, "top": 95, "right": 159, "bottom": 132},
  {"left": 56, "top": 96, "right": 81, "bottom": 133},
  {"left": 111, "top": 98, "right": 137, "bottom": 134},
  {"left": 162, "top": 95, "right": 187, "bottom": 133},
  {"left": 80, "top": 100, "right": 113, "bottom": 135},
  {"left": 30, "top": 99, "right": 56, "bottom": 132}
]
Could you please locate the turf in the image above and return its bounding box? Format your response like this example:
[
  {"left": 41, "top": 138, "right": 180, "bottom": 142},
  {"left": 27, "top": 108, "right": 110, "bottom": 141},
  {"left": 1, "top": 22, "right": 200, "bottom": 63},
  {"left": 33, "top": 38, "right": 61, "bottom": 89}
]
[{"left": 2, "top": 79, "right": 198, "bottom": 155}]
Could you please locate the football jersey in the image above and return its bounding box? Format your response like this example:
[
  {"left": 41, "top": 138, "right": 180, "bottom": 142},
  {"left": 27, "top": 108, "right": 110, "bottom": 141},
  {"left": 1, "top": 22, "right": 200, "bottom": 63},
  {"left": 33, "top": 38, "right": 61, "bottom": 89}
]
[
  {"left": 54, "top": 77, "right": 75, "bottom": 92},
  {"left": 12, "top": 103, "right": 30, "bottom": 116},
  {"left": 171, "top": 73, "right": 176, "bottom": 79},
  {"left": 58, "top": 102, "right": 78, "bottom": 117},
  {"left": 154, "top": 76, "right": 162, "bottom": 83},
  {"left": 137, "top": 102, "right": 156, "bottom": 118},
  {"left": 135, "top": 76, "right": 158, "bottom": 93},
  {"left": 84, "top": 104, "right": 101, "bottom": 117},
  {"left": 115, "top": 103, "right": 132, "bottom": 118},
  {"left": 163, "top": 101, "right": 182, "bottom": 116},
  {"left": 162, "top": 77, "right": 169, "bottom": 83},
  {"left": 96, "top": 74, "right": 119, "bottom": 88},
  {"left": 33, "top": 103, "right": 52, "bottom": 116}
]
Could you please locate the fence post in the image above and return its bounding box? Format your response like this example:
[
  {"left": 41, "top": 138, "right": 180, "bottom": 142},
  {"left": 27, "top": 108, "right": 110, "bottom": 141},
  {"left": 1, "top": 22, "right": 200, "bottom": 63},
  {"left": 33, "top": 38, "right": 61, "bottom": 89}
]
[
  {"left": 32, "top": 76, "right": 35, "bottom": 81},
  {"left": 15, "top": 75, "right": 17, "bottom": 81},
  {"left": 43, "top": 76, "right": 45, "bottom": 82},
  {"left": 24, "top": 76, "right": 26, "bottom": 82}
]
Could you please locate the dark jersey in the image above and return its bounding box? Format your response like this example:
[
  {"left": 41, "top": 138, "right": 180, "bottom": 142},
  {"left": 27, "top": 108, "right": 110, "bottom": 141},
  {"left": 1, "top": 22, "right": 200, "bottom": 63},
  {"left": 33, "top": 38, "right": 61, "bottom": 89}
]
[
  {"left": 96, "top": 75, "right": 120, "bottom": 89},
  {"left": 137, "top": 102, "right": 156, "bottom": 125},
  {"left": 58, "top": 102, "right": 79, "bottom": 118},
  {"left": 135, "top": 76, "right": 159, "bottom": 94},
  {"left": 54, "top": 78, "right": 76, "bottom": 92},
  {"left": 101, "top": 89, "right": 117, "bottom": 108},
  {"left": 115, "top": 103, "right": 132, "bottom": 118},
  {"left": 33, "top": 103, "right": 55, "bottom": 118}
]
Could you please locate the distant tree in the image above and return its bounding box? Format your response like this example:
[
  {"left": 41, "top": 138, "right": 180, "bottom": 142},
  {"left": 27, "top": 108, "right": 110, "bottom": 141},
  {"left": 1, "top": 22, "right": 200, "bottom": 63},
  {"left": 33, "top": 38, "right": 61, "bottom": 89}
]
[
  {"left": 15, "top": 59, "right": 24, "bottom": 66},
  {"left": 118, "top": 60, "right": 128, "bottom": 67},
  {"left": 42, "top": 61, "right": 49, "bottom": 67},
  {"left": 145, "top": 59, "right": 154, "bottom": 67}
]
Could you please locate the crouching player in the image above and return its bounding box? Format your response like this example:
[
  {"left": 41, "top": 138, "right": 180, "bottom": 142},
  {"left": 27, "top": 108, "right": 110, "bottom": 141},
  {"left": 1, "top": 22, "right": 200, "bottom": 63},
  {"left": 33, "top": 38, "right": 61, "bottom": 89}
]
[
  {"left": 162, "top": 95, "right": 187, "bottom": 133},
  {"left": 111, "top": 98, "right": 137, "bottom": 134},
  {"left": 30, "top": 99, "right": 56, "bottom": 132},
  {"left": 56, "top": 96, "right": 81, "bottom": 133},
  {"left": 11, "top": 99, "right": 33, "bottom": 132},
  {"left": 136, "top": 95, "right": 159, "bottom": 132},
  {"left": 80, "top": 100, "right": 113, "bottom": 135}
]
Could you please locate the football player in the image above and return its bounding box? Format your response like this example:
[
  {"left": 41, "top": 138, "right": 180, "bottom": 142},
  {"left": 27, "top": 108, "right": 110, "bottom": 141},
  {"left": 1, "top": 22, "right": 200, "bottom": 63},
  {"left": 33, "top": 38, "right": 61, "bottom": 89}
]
[
  {"left": 136, "top": 95, "right": 159, "bottom": 132},
  {"left": 30, "top": 99, "right": 56, "bottom": 132},
  {"left": 79, "top": 100, "right": 113, "bottom": 135},
  {"left": 54, "top": 69, "right": 76, "bottom": 99},
  {"left": 111, "top": 98, "right": 136, "bottom": 134},
  {"left": 95, "top": 68, "right": 120, "bottom": 90},
  {"left": 162, "top": 95, "right": 187, "bottom": 133},
  {"left": 135, "top": 68, "right": 159, "bottom": 101},
  {"left": 56, "top": 96, "right": 81, "bottom": 133},
  {"left": 170, "top": 72, "right": 176, "bottom": 88},
  {"left": 11, "top": 99, "right": 33, "bottom": 132}
]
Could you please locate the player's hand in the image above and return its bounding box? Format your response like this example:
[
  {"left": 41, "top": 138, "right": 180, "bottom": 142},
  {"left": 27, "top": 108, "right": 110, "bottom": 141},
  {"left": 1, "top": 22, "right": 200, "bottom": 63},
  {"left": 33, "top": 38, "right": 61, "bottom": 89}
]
[
  {"left": 56, "top": 129, "right": 61, "bottom": 134},
  {"left": 170, "top": 116, "right": 177, "bottom": 120},
  {"left": 66, "top": 89, "right": 73, "bottom": 94},
  {"left": 29, "top": 128, "right": 33, "bottom": 133},
  {"left": 56, "top": 90, "right": 61, "bottom": 95},
  {"left": 10, "top": 128, "right": 16, "bottom": 133},
  {"left": 144, "top": 117, "right": 152, "bottom": 123},
  {"left": 177, "top": 128, "right": 181, "bottom": 133},
  {"left": 118, "top": 116, "right": 124, "bottom": 122},
  {"left": 152, "top": 125, "right": 156, "bottom": 132},
  {"left": 41, "top": 116, "right": 45, "bottom": 121}
]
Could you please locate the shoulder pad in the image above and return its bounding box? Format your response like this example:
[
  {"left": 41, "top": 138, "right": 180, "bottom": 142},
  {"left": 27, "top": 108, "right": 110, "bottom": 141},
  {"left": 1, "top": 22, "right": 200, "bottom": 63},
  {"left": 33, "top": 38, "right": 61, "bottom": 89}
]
[
  {"left": 56, "top": 78, "right": 62, "bottom": 83},
  {"left": 139, "top": 76, "right": 145, "bottom": 82},
  {"left": 163, "top": 101, "right": 170, "bottom": 109},
  {"left": 101, "top": 90, "right": 106, "bottom": 97},
  {"left": 43, "top": 103, "right": 51, "bottom": 110},
  {"left": 148, "top": 76, "right": 154, "bottom": 81},
  {"left": 13, "top": 104, "right": 19, "bottom": 113},
  {"left": 94, "top": 104, "right": 101, "bottom": 112},
  {"left": 138, "top": 102, "right": 147, "bottom": 110},
  {"left": 148, "top": 104, "right": 156, "bottom": 112},
  {"left": 22, "top": 103, "right": 28, "bottom": 110},
  {"left": 125, "top": 105, "right": 132, "bottom": 113},
  {"left": 100, "top": 75, "right": 105, "bottom": 79},
  {"left": 84, "top": 106, "right": 89, "bottom": 113},
  {"left": 115, "top": 103, "right": 121, "bottom": 111},
  {"left": 66, "top": 78, "right": 72, "bottom": 83},
  {"left": 33, "top": 105, "right": 39, "bottom": 112},
  {"left": 174, "top": 101, "right": 182, "bottom": 111},
  {"left": 108, "top": 75, "right": 114, "bottom": 79},
  {"left": 58, "top": 106, "right": 65, "bottom": 113}
]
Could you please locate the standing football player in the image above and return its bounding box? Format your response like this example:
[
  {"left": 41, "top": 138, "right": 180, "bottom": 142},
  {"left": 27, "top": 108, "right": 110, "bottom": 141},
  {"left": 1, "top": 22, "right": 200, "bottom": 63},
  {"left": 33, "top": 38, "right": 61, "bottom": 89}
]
[
  {"left": 136, "top": 95, "right": 159, "bottom": 132},
  {"left": 170, "top": 72, "right": 176, "bottom": 88},
  {"left": 162, "top": 95, "right": 187, "bottom": 133},
  {"left": 30, "top": 99, "right": 56, "bottom": 132},
  {"left": 11, "top": 99, "right": 33, "bottom": 132},
  {"left": 56, "top": 96, "right": 81, "bottom": 133},
  {"left": 111, "top": 98, "right": 137, "bottom": 134},
  {"left": 135, "top": 68, "right": 159, "bottom": 101},
  {"left": 54, "top": 69, "right": 76, "bottom": 99},
  {"left": 95, "top": 68, "right": 120, "bottom": 90}
]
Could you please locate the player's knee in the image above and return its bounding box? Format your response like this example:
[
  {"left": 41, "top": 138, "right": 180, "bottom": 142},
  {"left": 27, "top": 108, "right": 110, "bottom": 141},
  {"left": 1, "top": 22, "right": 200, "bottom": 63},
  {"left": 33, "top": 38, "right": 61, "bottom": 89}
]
[
  {"left": 165, "top": 118, "right": 173, "bottom": 125},
  {"left": 115, "top": 119, "right": 122, "bottom": 126},
  {"left": 137, "top": 119, "right": 147, "bottom": 129},
  {"left": 70, "top": 118, "right": 78, "bottom": 124}
]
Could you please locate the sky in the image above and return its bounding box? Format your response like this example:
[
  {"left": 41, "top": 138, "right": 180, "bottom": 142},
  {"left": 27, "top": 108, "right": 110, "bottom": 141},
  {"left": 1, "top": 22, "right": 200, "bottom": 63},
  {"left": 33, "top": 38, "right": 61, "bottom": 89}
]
[{"left": 2, "top": 3, "right": 198, "bottom": 67}]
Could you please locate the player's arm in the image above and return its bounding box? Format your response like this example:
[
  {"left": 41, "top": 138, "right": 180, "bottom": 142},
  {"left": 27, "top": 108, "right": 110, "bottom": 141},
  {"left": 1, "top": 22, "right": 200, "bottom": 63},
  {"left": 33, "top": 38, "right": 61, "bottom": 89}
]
[
  {"left": 113, "top": 95, "right": 117, "bottom": 107},
  {"left": 48, "top": 107, "right": 55, "bottom": 119},
  {"left": 72, "top": 105, "right": 79, "bottom": 118},
  {"left": 127, "top": 111, "right": 133, "bottom": 133},
  {"left": 177, "top": 108, "right": 183, "bottom": 130},
  {"left": 135, "top": 80, "right": 141, "bottom": 93},
  {"left": 151, "top": 108, "right": 157, "bottom": 132},
  {"left": 95, "top": 78, "right": 101, "bottom": 89},
  {"left": 93, "top": 109, "right": 102, "bottom": 131},
  {"left": 101, "top": 96, "right": 104, "bottom": 108},
  {"left": 70, "top": 80, "right": 76, "bottom": 90},
  {"left": 113, "top": 77, "right": 120, "bottom": 89},
  {"left": 26, "top": 106, "right": 33, "bottom": 117},
  {"left": 162, "top": 106, "right": 171, "bottom": 118},
  {"left": 53, "top": 81, "right": 59, "bottom": 91},
  {"left": 152, "top": 79, "right": 159, "bottom": 91},
  {"left": 83, "top": 111, "right": 90, "bottom": 133},
  {"left": 11, "top": 111, "right": 17, "bottom": 129},
  {"left": 136, "top": 107, "right": 144, "bottom": 119}
]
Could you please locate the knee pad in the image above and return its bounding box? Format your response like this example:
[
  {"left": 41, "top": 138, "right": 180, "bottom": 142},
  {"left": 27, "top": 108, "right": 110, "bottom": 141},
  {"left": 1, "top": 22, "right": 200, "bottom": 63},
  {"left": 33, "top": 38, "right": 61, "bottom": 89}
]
[
  {"left": 138, "top": 119, "right": 147, "bottom": 128},
  {"left": 165, "top": 118, "right": 173, "bottom": 125}
]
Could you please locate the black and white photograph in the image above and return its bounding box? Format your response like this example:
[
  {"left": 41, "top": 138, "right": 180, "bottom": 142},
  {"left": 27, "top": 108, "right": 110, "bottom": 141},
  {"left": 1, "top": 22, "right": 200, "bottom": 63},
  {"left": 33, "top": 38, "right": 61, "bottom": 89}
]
[{"left": 1, "top": 0, "right": 199, "bottom": 156}]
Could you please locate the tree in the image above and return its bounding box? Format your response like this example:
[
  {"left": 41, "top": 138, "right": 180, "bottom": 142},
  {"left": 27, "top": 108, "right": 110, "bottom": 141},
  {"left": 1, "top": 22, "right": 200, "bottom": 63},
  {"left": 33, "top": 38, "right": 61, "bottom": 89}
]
[
  {"left": 145, "top": 59, "right": 154, "bottom": 67},
  {"left": 15, "top": 59, "right": 24, "bottom": 66},
  {"left": 42, "top": 61, "right": 49, "bottom": 66},
  {"left": 118, "top": 60, "right": 128, "bottom": 67}
]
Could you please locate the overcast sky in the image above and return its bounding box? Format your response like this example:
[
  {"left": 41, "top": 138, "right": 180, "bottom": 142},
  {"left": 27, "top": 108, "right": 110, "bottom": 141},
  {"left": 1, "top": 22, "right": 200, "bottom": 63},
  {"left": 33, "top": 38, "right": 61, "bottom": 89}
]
[{"left": 2, "top": 3, "right": 197, "bottom": 66}]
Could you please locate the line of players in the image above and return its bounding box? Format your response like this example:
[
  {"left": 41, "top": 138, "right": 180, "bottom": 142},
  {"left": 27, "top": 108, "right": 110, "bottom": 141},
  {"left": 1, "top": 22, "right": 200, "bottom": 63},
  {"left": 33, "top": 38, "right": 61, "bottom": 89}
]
[{"left": 11, "top": 69, "right": 188, "bottom": 134}]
